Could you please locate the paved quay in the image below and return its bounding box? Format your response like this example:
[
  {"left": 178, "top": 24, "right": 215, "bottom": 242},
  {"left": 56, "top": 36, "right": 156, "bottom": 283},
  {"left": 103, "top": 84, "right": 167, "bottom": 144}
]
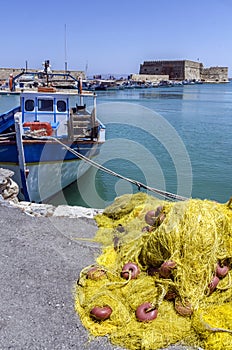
[
  {"left": 0, "top": 200, "right": 122, "bottom": 350},
  {"left": 0, "top": 199, "right": 200, "bottom": 350}
]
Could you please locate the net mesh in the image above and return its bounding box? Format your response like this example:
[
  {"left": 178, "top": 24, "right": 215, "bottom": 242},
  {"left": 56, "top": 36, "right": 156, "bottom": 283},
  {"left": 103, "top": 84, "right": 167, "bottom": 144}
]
[{"left": 74, "top": 193, "right": 232, "bottom": 350}]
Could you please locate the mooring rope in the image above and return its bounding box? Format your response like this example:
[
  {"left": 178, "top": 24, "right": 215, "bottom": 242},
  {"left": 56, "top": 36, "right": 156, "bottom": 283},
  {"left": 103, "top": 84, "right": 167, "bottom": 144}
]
[
  {"left": 0, "top": 131, "right": 16, "bottom": 138},
  {"left": 50, "top": 136, "right": 188, "bottom": 201}
]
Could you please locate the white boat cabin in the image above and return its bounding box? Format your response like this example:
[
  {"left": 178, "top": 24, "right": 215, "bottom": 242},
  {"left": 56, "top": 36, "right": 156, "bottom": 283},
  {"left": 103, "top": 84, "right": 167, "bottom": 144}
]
[
  {"left": 21, "top": 88, "right": 74, "bottom": 137},
  {"left": 20, "top": 88, "right": 98, "bottom": 139}
]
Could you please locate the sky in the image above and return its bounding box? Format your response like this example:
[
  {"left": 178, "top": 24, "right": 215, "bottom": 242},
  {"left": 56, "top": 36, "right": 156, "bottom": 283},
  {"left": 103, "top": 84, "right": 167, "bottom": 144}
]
[{"left": 1, "top": 0, "right": 232, "bottom": 76}]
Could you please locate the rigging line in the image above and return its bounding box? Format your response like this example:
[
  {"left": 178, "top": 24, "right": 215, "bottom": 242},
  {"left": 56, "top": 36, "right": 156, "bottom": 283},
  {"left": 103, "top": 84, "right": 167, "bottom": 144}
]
[{"left": 50, "top": 136, "right": 188, "bottom": 201}]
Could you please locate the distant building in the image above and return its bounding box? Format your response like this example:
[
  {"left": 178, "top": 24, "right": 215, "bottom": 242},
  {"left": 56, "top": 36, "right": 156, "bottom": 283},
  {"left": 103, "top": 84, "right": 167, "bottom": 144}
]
[
  {"left": 0, "top": 67, "right": 85, "bottom": 82},
  {"left": 139, "top": 60, "right": 228, "bottom": 82}
]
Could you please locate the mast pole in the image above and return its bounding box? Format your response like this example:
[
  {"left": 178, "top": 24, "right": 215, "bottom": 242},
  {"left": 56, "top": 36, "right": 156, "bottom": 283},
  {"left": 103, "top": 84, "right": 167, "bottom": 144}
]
[{"left": 64, "top": 24, "right": 68, "bottom": 74}]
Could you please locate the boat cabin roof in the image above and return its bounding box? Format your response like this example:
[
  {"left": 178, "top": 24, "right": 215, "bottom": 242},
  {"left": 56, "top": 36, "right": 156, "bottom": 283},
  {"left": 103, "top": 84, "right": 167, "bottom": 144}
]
[{"left": 20, "top": 88, "right": 95, "bottom": 98}]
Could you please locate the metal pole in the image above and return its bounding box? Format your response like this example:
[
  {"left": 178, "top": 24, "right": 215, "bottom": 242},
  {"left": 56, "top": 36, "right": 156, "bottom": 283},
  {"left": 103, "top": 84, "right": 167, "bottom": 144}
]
[
  {"left": 93, "top": 93, "right": 97, "bottom": 120},
  {"left": 64, "top": 24, "right": 68, "bottom": 74},
  {"left": 14, "top": 115, "right": 30, "bottom": 201}
]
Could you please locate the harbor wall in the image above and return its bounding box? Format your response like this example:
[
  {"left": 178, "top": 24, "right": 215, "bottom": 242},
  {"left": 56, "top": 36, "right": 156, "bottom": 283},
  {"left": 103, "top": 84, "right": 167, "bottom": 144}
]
[{"left": 130, "top": 73, "right": 169, "bottom": 82}]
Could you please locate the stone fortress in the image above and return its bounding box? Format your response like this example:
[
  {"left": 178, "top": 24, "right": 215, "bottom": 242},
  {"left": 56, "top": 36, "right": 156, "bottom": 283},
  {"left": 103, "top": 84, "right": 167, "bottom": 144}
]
[{"left": 136, "top": 59, "right": 228, "bottom": 83}]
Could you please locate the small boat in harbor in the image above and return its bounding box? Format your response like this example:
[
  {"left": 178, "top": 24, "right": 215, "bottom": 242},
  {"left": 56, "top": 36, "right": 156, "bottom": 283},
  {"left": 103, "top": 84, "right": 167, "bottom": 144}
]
[{"left": 0, "top": 64, "right": 105, "bottom": 203}]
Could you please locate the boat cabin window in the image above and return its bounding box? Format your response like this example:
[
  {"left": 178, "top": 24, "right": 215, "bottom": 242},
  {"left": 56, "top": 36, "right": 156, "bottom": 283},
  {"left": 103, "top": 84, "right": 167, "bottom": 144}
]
[
  {"left": 38, "top": 99, "right": 53, "bottom": 111},
  {"left": 57, "top": 100, "right": 66, "bottom": 112},
  {"left": 25, "top": 99, "right": 35, "bottom": 111}
]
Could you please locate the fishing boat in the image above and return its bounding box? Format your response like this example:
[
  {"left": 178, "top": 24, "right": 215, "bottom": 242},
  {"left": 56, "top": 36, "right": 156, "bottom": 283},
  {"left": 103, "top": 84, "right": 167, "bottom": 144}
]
[{"left": 0, "top": 65, "right": 105, "bottom": 203}]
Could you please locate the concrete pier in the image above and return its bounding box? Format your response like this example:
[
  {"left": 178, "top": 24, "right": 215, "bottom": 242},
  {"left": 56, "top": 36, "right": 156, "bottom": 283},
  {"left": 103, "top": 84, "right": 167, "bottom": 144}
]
[{"left": 0, "top": 201, "right": 124, "bottom": 349}]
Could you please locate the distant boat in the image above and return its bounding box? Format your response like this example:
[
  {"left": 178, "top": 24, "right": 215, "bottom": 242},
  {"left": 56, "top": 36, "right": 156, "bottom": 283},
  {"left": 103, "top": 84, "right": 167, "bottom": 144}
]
[
  {"left": 158, "top": 80, "right": 174, "bottom": 87},
  {"left": 0, "top": 63, "right": 105, "bottom": 202},
  {"left": 93, "top": 80, "right": 120, "bottom": 91}
]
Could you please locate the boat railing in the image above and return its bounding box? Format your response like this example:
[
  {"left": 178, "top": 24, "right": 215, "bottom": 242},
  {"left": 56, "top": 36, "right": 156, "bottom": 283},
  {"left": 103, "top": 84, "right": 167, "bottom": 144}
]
[
  {"left": 13, "top": 71, "right": 81, "bottom": 87},
  {"left": 0, "top": 106, "right": 21, "bottom": 133}
]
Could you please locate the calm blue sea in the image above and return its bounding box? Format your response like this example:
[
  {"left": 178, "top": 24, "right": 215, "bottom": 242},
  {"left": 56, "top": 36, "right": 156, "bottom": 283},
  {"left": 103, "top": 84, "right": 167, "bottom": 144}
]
[{"left": 0, "top": 83, "right": 231, "bottom": 208}]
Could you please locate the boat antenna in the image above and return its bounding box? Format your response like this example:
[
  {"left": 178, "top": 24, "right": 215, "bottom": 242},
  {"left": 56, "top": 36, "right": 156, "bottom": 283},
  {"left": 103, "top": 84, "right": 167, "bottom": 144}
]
[
  {"left": 85, "top": 61, "right": 88, "bottom": 79},
  {"left": 64, "top": 24, "right": 68, "bottom": 74}
]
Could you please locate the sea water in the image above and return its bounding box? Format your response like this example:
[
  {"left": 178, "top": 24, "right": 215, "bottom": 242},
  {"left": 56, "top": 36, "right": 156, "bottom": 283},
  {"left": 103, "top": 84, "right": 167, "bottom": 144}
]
[{"left": 0, "top": 83, "right": 231, "bottom": 208}]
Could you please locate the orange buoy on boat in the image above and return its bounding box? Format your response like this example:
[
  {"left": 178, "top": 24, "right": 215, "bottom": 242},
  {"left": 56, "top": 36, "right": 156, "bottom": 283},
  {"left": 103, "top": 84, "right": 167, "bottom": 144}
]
[
  {"left": 78, "top": 77, "right": 82, "bottom": 94},
  {"left": 23, "top": 122, "right": 53, "bottom": 136},
  {"left": 9, "top": 74, "right": 13, "bottom": 91}
]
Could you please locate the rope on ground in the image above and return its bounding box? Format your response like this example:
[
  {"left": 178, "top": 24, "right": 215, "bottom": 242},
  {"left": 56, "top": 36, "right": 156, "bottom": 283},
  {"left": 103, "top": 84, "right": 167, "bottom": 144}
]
[{"left": 51, "top": 136, "right": 188, "bottom": 202}]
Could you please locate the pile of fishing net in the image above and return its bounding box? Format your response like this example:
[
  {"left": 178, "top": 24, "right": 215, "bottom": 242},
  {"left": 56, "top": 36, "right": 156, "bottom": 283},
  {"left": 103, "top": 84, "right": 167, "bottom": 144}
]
[{"left": 74, "top": 193, "right": 232, "bottom": 350}]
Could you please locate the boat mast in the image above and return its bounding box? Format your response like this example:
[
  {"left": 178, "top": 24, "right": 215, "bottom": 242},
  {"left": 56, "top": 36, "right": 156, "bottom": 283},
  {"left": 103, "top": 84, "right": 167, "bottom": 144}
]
[
  {"left": 64, "top": 24, "right": 68, "bottom": 74},
  {"left": 85, "top": 61, "right": 88, "bottom": 79}
]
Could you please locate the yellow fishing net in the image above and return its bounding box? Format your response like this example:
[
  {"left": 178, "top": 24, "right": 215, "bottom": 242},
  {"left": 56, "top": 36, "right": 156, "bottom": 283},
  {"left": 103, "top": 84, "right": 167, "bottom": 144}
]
[{"left": 74, "top": 193, "right": 232, "bottom": 350}]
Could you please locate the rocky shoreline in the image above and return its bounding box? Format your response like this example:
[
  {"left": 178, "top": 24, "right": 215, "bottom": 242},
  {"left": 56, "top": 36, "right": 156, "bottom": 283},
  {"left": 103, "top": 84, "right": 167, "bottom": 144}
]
[{"left": 0, "top": 167, "right": 103, "bottom": 218}]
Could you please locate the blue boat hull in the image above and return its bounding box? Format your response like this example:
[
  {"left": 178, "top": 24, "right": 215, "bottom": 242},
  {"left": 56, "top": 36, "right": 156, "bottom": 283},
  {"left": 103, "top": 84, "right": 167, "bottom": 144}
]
[
  {"left": 0, "top": 75, "right": 106, "bottom": 203},
  {"left": 0, "top": 139, "right": 102, "bottom": 202}
]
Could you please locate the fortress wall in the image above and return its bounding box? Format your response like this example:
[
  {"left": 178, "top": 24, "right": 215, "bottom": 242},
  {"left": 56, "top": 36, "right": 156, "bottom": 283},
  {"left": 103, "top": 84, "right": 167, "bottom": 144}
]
[
  {"left": 201, "top": 67, "right": 228, "bottom": 82},
  {"left": 184, "top": 61, "right": 201, "bottom": 80}
]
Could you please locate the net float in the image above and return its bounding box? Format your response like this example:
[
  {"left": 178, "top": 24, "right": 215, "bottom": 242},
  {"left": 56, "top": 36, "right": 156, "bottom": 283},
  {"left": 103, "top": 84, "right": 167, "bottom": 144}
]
[
  {"left": 208, "top": 275, "right": 220, "bottom": 294},
  {"left": 116, "top": 224, "right": 125, "bottom": 233},
  {"left": 145, "top": 206, "right": 164, "bottom": 226},
  {"left": 86, "top": 266, "right": 106, "bottom": 280},
  {"left": 113, "top": 236, "right": 121, "bottom": 251},
  {"left": 141, "top": 225, "right": 152, "bottom": 232},
  {"left": 175, "top": 299, "right": 193, "bottom": 317},
  {"left": 121, "top": 262, "right": 140, "bottom": 280},
  {"left": 216, "top": 262, "right": 229, "bottom": 278},
  {"left": 145, "top": 210, "right": 157, "bottom": 226},
  {"left": 90, "top": 306, "right": 112, "bottom": 321},
  {"left": 164, "top": 288, "right": 177, "bottom": 300},
  {"left": 136, "top": 302, "right": 158, "bottom": 322},
  {"left": 159, "top": 260, "right": 176, "bottom": 278}
]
